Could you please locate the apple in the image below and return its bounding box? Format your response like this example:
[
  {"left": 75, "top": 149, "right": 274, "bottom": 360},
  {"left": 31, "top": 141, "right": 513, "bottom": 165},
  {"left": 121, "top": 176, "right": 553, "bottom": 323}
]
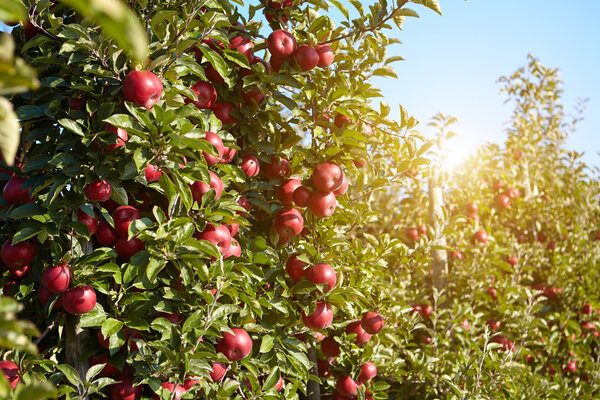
[
  {"left": 42, "top": 264, "right": 71, "bottom": 294},
  {"left": 39, "top": 285, "right": 62, "bottom": 309},
  {"left": 62, "top": 285, "right": 97, "bottom": 314},
  {"left": 110, "top": 375, "right": 143, "bottom": 400},
  {"left": 491, "top": 335, "right": 513, "bottom": 352},
  {"left": 238, "top": 196, "right": 252, "bottom": 212},
  {"left": 275, "top": 179, "right": 302, "bottom": 207},
  {"left": 183, "top": 377, "right": 201, "bottom": 390},
  {"left": 487, "top": 287, "right": 497, "bottom": 301},
  {"left": 267, "top": 29, "right": 297, "bottom": 58},
  {"left": 418, "top": 224, "right": 427, "bottom": 235},
  {"left": 229, "top": 36, "right": 254, "bottom": 62},
  {"left": 461, "top": 319, "right": 471, "bottom": 330},
  {"left": 358, "top": 362, "right": 377, "bottom": 382},
  {"left": 273, "top": 207, "right": 304, "bottom": 238},
  {"left": 212, "top": 102, "right": 238, "bottom": 124},
  {"left": 495, "top": 193, "right": 511, "bottom": 209},
  {"left": 85, "top": 180, "right": 112, "bottom": 202},
  {"left": 581, "top": 303, "right": 593, "bottom": 315},
  {"left": 210, "top": 361, "right": 227, "bottom": 382},
  {"left": 98, "top": 330, "right": 110, "bottom": 349},
  {"left": 507, "top": 255, "right": 518, "bottom": 265},
  {"left": 320, "top": 336, "right": 340, "bottom": 357},
  {"left": 306, "top": 263, "right": 336, "bottom": 292},
  {"left": 223, "top": 238, "right": 241, "bottom": 258},
  {"left": 3, "top": 176, "right": 32, "bottom": 205},
  {"left": 77, "top": 209, "right": 99, "bottom": 235},
  {"left": 345, "top": 321, "right": 372, "bottom": 346},
  {"left": 336, "top": 376, "right": 357, "bottom": 397},
  {"left": 2, "top": 280, "right": 16, "bottom": 296},
  {"left": 302, "top": 302, "right": 333, "bottom": 330},
  {"left": 564, "top": 360, "right": 576, "bottom": 373},
  {"left": 115, "top": 237, "right": 145, "bottom": 259},
  {"left": 96, "top": 222, "right": 117, "bottom": 246},
  {"left": 89, "top": 353, "right": 120, "bottom": 376},
  {"left": 292, "top": 186, "right": 311, "bottom": 207},
  {"left": 157, "top": 312, "right": 182, "bottom": 324},
  {"left": 353, "top": 159, "right": 366, "bottom": 168},
  {"left": 241, "top": 154, "right": 260, "bottom": 177},
  {"left": 473, "top": 230, "right": 488, "bottom": 245},
  {"left": 468, "top": 212, "right": 480, "bottom": 223},
  {"left": 0, "top": 360, "right": 19, "bottom": 389},
  {"left": 123, "top": 70, "right": 163, "bottom": 109},
  {"left": 405, "top": 228, "right": 419, "bottom": 242},
  {"left": 537, "top": 231, "right": 547, "bottom": 242},
  {"left": 417, "top": 304, "right": 433, "bottom": 318},
  {"left": 217, "top": 328, "right": 253, "bottom": 361},
  {"left": 465, "top": 202, "right": 478, "bottom": 214},
  {"left": 152, "top": 382, "right": 186, "bottom": 400},
  {"left": 333, "top": 171, "right": 348, "bottom": 196},
  {"left": 105, "top": 124, "right": 128, "bottom": 152},
  {"left": 241, "top": 87, "right": 266, "bottom": 106},
  {"left": 112, "top": 206, "right": 141, "bottom": 237},
  {"left": 203, "top": 63, "right": 224, "bottom": 83},
  {"left": 493, "top": 180, "right": 505, "bottom": 191},
  {"left": 316, "top": 44, "right": 334, "bottom": 68},
  {"left": 144, "top": 164, "right": 162, "bottom": 182},
  {"left": 274, "top": 377, "right": 284, "bottom": 391},
  {"left": 334, "top": 113, "right": 353, "bottom": 128},
  {"left": 9, "top": 265, "right": 30, "bottom": 280},
  {"left": 421, "top": 333, "right": 432, "bottom": 345},
  {"left": 220, "top": 146, "right": 237, "bottom": 164},
  {"left": 68, "top": 97, "right": 85, "bottom": 111},
  {"left": 506, "top": 187, "right": 520, "bottom": 198},
  {"left": 197, "top": 223, "right": 232, "bottom": 254},
  {"left": 1, "top": 239, "right": 36, "bottom": 270},
  {"left": 262, "top": 156, "right": 290, "bottom": 179},
  {"left": 486, "top": 319, "right": 501, "bottom": 331},
  {"left": 317, "top": 358, "right": 331, "bottom": 377},
  {"left": 294, "top": 45, "right": 319, "bottom": 71},
  {"left": 312, "top": 162, "right": 344, "bottom": 192},
  {"left": 450, "top": 251, "right": 464, "bottom": 260},
  {"left": 308, "top": 191, "right": 337, "bottom": 218},
  {"left": 543, "top": 286, "right": 562, "bottom": 300},
  {"left": 186, "top": 81, "right": 217, "bottom": 109},
  {"left": 286, "top": 254, "right": 306, "bottom": 281},
  {"left": 203, "top": 131, "right": 225, "bottom": 165},
  {"left": 361, "top": 311, "right": 384, "bottom": 334},
  {"left": 226, "top": 223, "right": 239, "bottom": 237},
  {"left": 23, "top": 20, "right": 40, "bottom": 39},
  {"left": 190, "top": 171, "right": 224, "bottom": 204}
]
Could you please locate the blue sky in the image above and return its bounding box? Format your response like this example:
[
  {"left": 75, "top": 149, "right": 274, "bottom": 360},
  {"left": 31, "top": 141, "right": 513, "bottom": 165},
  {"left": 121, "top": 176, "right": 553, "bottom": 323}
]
[{"left": 371, "top": 0, "right": 600, "bottom": 168}]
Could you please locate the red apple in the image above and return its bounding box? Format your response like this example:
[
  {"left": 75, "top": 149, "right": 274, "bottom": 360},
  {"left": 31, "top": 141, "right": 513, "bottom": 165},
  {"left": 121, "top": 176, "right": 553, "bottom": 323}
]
[
  {"left": 292, "top": 186, "right": 311, "bottom": 208},
  {"left": 186, "top": 81, "right": 217, "bottom": 109},
  {"left": 273, "top": 207, "right": 304, "bottom": 238},
  {"left": 203, "top": 131, "right": 225, "bottom": 165},
  {"left": 267, "top": 29, "right": 297, "bottom": 58},
  {"left": 493, "top": 180, "right": 505, "bottom": 191},
  {"left": 495, "top": 193, "right": 511, "bottom": 209},
  {"left": 110, "top": 375, "right": 143, "bottom": 400},
  {"left": 333, "top": 171, "right": 348, "bottom": 196},
  {"left": 317, "top": 358, "right": 331, "bottom": 377},
  {"left": 241, "top": 154, "right": 260, "bottom": 177},
  {"left": 9, "top": 265, "right": 30, "bottom": 280},
  {"left": 334, "top": 113, "right": 353, "bottom": 128},
  {"left": 353, "top": 159, "right": 366, "bottom": 168},
  {"left": 217, "top": 328, "right": 253, "bottom": 361},
  {"left": 23, "top": 20, "right": 40, "bottom": 39},
  {"left": 238, "top": 196, "right": 252, "bottom": 212},
  {"left": 210, "top": 361, "right": 227, "bottom": 382},
  {"left": 361, "top": 311, "right": 384, "bottom": 334},
  {"left": 3, "top": 176, "right": 32, "bottom": 205},
  {"left": 262, "top": 156, "right": 290, "bottom": 179},
  {"left": 581, "top": 303, "right": 593, "bottom": 315},
  {"left": 229, "top": 36, "right": 254, "bottom": 62},
  {"left": 220, "top": 147, "right": 237, "bottom": 164},
  {"left": 276, "top": 179, "right": 302, "bottom": 207},
  {"left": 302, "top": 302, "right": 333, "bottom": 330},
  {"left": 85, "top": 180, "right": 112, "bottom": 202},
  {"left": 507, "top": 255, "right": 518, "bottom": 265},
  {"left": 450, "top": 251, "right": 464, "bottom": 260},
  {"left": 223, "top": 238, "right": 241, "bottom": 258},
  {"left": 308, "top": 191, "right": 337, "bottom": 218},
  {"left": 306, "top": 263, "right": 336, "bottom": 292},
  {"left": 41, "top": 264, "right": 71, "bottom": 294},
  {"left": 190, "top": 171, "right": 224, "bottom": 204},
  {"left": 89, "top": 353, "right": 120, "bottom": 376},
  {"left": 336, "top": 376, "right": 357, "bottom": 397},
  {"left": 115, "top": 237, "right": 145, "bottom": 259},
  {"left": 112, "top": 206, "right": 141, "bottom": 237},
  {"left": 241, "top": 87, "right": 266, "bottom": 106},
  {"left": 316, "top": 44, "right": 334, "bottom": 68},
  {"left": 212, "top": 102, "right": 238, "bottom": 124},
  {"left": 465, "top": 202, "right": 478, "bottom": 214},
  {"left": 320, "top": 336, "right": 340, "bottom": 357},
  {"left": 473, "top": 230, "right": 488, "bottom": 245},
  {"left": 1, "top": 239, "right": 36, "bottom": 270},
  {"left": 506, "top": 187, "right": 520, "bottom": 198},
  {"left": 227, "top": 223, "right": 239, "bottom": 237},
  {"left": 98, "top": 330, "right": 110, "bottom": 349},
  {"left": 144, "top": 164, "right": 162, "bottom": 182},
  {"left": 196, "top": 223, "right": 232, "bottom": 254},
  {"left": 152, "top": 382, "right": 185, "bottom": 400},
  {"left": 405, "top": 228, "right": 419, "bottom": 242},
  {"left": 486, "top": 319, "right": 501, "bottom": 331},
  {"left": 294, "top": 45, "right": 319, "bottom": 71},
  {"left": 487, "top": 287, "right": 497, "bottom": 301},
  {"left": 358, "top": 362, "right": 377, "bottom": 382},
  {"left": 183, "top": 377, "right": 201, "bottom": 390},
  {"left": 491, "top": 335, "right": 513, "bottom": 352},
  {"left": 345, "top": 321, "right": 372, "bottom": 346},
  {"left": 286, "top": 254, "right": 306, "bottom": 281},
  {"left": 312, "top": 162, "right": 344, "bottom": 192},
  {"left": 0, "top": 360, "right": 19, "bottom": 389},
  {"left": 123, "top": 70, "right": 163, "bottom": 109},
  {"left": 96, "top": 222, "right": 117, "bottom": 246},
  {"left": 63, "top": 285, "right": 96, "bottom": 314},
  {"left": 39, "top": 285, "right": 62, "bottom": 309},
  {"left": 105, "top": 124, "right": 128, "bottom": 152},
  {"left": 77, "top": 209, "right": 99, "bottom": 235}
]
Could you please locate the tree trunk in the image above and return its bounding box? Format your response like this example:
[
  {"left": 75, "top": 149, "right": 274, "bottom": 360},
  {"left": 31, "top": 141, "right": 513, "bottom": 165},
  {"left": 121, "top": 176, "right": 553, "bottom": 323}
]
[
  {"left": 429, "top": 171, "right": 448, "bottom": 290},
  {"left": 307, "top": 344, "right": 320, "bottom": 400}
]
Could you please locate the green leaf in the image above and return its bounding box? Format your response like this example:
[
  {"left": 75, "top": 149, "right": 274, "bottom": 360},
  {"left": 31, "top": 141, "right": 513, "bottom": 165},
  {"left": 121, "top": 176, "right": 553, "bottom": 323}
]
[
  {"left": 78, "top": 303, "right": 106, "bottom": 328},
  {"left": 15, "top": 381, "right": 55, "bottom": 400},
  {"left": 12, "top": 226, "right": 42, "bottom": 244},
  {"left": 58, "top": 118, "right": 84, "bottom": 136},
  {"left": 0, "top": 0, "right": 26, "bottom": 22},
  {"left": 57, "top": 364, "right": 82, "bottom": 387},
  {"left": 259, "top": 334, "right": 274, "bottom": 353},
  {"left": 410, "top": 0, "right": 442, "bottom": 15},
  {"left": 85, "top": 363, "right": 105, "bottom": 383},
  {"left": 59, "top": 0, "right": 149, "bottom": 62},
  {"left": 8, "top": 203, "right": 44, "bottom": 219},
  {"left": 0, "top": 97, "right": 20, "bottom": 166},
  {"left": 101, "top": 318, "right": 124, "bottom": 338}
]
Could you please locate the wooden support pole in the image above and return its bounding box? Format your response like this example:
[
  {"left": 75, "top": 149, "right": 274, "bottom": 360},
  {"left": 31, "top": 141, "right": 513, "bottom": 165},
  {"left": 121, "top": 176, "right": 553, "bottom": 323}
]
[{"left": 429, "top": 171, "right": 448, "bottom": 290}]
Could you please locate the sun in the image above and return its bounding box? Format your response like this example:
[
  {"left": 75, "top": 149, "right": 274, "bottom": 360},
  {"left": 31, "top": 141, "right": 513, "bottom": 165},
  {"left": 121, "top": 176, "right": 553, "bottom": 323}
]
[{"left": 440, "top": 141, "right": 474, "bottom": 174}]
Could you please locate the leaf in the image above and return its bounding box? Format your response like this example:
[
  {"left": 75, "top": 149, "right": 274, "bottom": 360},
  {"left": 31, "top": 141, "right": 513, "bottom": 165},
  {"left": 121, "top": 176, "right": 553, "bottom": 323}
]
[
  {"left": 85, "top": 363, "right": 105, "bottom": 383},
  {"left": 8, "top": 203, "right": 44, "bottom": 219},
  {"left": 59, "top": 0, "right": 149, "bottom": 62},
  {"left": 0, "top": 0, "right": 26, "bottom": 22},
  {"left": 101, "top": 318, "right": 124, "bottom": 338},
  {"left": 58, "top": 118, "right": 84, "bottom": 136},
  {"left": 12, "top": 226, "right": 42, "bottom": 244},
  {"left": 0, "top": 97, "right": 20, "bottom": 166},
  {"left": 78, "top": 303, "right": 106, "bottom": 328},
  {"left": 57, "top": 364, "right": 82, "bottom": 387},
  {"left": 262, "top": 367, "right": 280, "bottom": 391},
  {"left": 259, "top": 334, "right": 274, "bottom": 353},
  {"left": 15, "top": 381, "right": 55, "bottom": 400},
  {"left": 410, "top": 0, "right": 442, "bottom": 15}
]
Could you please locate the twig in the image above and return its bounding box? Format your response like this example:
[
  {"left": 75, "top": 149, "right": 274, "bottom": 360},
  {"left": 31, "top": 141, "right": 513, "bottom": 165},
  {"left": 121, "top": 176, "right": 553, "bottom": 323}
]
[{"left": 35, "top": 314, "right": 61, "bottom": 345}]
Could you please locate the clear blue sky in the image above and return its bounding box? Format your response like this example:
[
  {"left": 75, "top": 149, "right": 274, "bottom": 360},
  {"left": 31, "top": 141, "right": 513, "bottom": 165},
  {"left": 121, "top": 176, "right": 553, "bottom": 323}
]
[{"left": 372, "top": 0, "right": 600, "bottom": 167}]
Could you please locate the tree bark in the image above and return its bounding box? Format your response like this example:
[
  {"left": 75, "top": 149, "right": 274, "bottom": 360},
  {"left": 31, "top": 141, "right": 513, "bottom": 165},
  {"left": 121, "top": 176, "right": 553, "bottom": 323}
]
[
  {"left": 307, "top": 344, "right": 320, "bottom": 400},
  {"left": 429, "top": 171, "right": 448, "bottom": 290}
]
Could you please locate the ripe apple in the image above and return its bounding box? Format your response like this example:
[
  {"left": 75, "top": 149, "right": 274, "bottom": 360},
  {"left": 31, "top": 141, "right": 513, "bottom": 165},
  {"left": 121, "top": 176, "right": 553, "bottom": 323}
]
[
  {"left": 450, "top": 251, "right": 464, "bottom": 260},
  {"left": 316, "top": 44, "right": 334, "bottom": 67},
  {"left": 581, "top": 303, "right": 593, "bottom": 315},
  {"left": 353, "top": 159, "right": 366, "bottom": 168},
  {"left": 186, "top": 81, "right": 217, "bottom": 109},
  {"left": 292, "top": 186, "right": 311, "bottom": 207},
  {"left": 238, "top": 196, "right": 252, "bottom": 213},
  {"left": 89, "top": 353, "right": 120, "bottom": 376},
  {"left": 491, "top": 335, "right": 513, "bottom": 352},
  {"left": 212, "top": 102, "right": 238, "bottom": 124},
  {"left": 241, "top": 87, "right": 266, "bottom": 106},
  {"left": 273, "top": 207, "right": 304, "bottom": 238},
  {"left": 465, "top": 202, "right": 478, "bottom": 214},
  {"left": 63, "top": 285, "right": 97, "bottom": 314},
  {"left": 543, "top": 287, "right": 562, "bottom": 300},
  {"left": 39, "top": 285, "right": 62, "bottom": 309},
  {"left": 2, "top": 280, "right": 16, "bottom": 296},
  {"left": 275, "top": 179, "right": 302, "bottom": 207},
  {"left": 110, "top": 375, "right": 143, "bottom": 400},
  {"left": 206, "top": 361, "right": 227, "bottom": 382},
  {"left": 157, "top": 312, "right": 182, "bottom": 324},
  {"left": 203, "top": 131, "right": 225, "bottom": 165},
  {"left": 241, "top": 154, "right": 260, "bottom": 177},
  {"left": 85, "top": 180, "right": 112, "bottom": 202},
  {"left": 115, "top": 237, "right": 145, "bottom": 259},
  {"left": 152, "top": 382, "right": 185, "bottom": 400},
  {"left": 9, "top": 265, "right": 30, "bottom": 280},
  {"left": 361, "top": 311, "right": 384, "bottom": 334},
  {"left": 358, "top": 362, "right": 377, "bottom": 382},
  {"left": 417, "top": 304, "right": 433, "bottom": 318},
  {"left": 308, "top": 191, "right": 337, "bottom": 218},
  {"left": 286, "top": 254, "right": 306, "bottom": 281},
  {"left": 306, "top": 263, "right": 336, "bottom": 292},
  {"left": 294, "top": 45, "right": 319, "bottom": 71},
  {"left": 144, "top": 164, "right": 162, "bottom": 182},
  {"left": 334, "top": 113, "right": 353, "bottom": 128},
  {"left": 123, "top": 70, "right": 163, "bottom": 109},
  {"left": 226, "top": 223, "right": 239, "bottom": 237},
  {"left": 197, "top": 223, "right": 232, "bottom": 254},
  {"left": 112, "top": 206, "right": 141, "bottom": 237},
  {"left": 312, "top": 162, "right": 343, "bottom": 192},
  {"left": 1, "top": 239, "right": 36, "bottom": 270},
  {"left": 507, "top": 255, "right": 518, "bottom": 265},
  {"left": 487, "top": 287, "right": 497, "bottom": 301},
  {"left": 317, "top": 358, "right": 331, "bottom": 377},
  {"left": 0, "top": 360, "right": 19, "bottom": 389},
  {"left": 97, "top": 330, "right": 110, "bottom": 349},
  {"left": 104, "top": 124, "right": 128, "bottom": 152},
  {"left": 3, "top": 176, "right": 32, "bottom": 205},
  {"left": 405, "top": 228, "right": 419, "bottom": 242},
  {"left": 229, "top": 36, "right": 254, "bottom": 62},
  {"left": 345, "top": 321, "right": 372, "bottom": 346},
  {"left": 262, "top": 156, "right": 290, "bottom": 179},
  {"left": 506, "top": 187, "right": 520, "bottom": 198},
  {"left": 302, "top": 302, "right": 333, "bottom": 330},
  {"left": 217, "top": 328, "right": 253, "bottom": 361},
  {"left": 223, "top": 238, "right": 241, "bottom": 258},
  {"left": 486, "top": 319, "right": 501, "bottom": 331},
  {"left": 461, "top": 318, "right": 471, "bottom": 330},
  {"left": 336, "top": 376, "right": 357, "bottom": 397},
  {"left": 417, "top": 224, "right": 427, "bottom": 235},
  {"left": 267, "top": 29, "right": 297, "bottom": 58},
  {"left": 473, "top": 230, "right": 488, "bottom": 245},
  {"left": 220, "top": 146, "right": 237, "bottom": 164},
  {"left": 182, "top": 377, "right": 201, "bottom": 390},
  {"left": 42, "top": 264, "right": 71, "bottom": 294},
  {"left": 190, "top": 171, "right": 224, "bottom": 204},
  {"left": 320, "top": 336, "right": 340, "bottom": 357},
  {"left": 203, "top": 63, "right": 224, "bottom": 83},
  {"left": 333, "top": 172, "right": 348, "bottom": 196},
  {"left": 493, "top": 180, "right": 505, "bottom": 191},
  {"left": 77, "top": 209, "right": 99, "bottom": 235},
  {"left": 564, "top": 360, "right": 576, "bottom": 373},
  {"left": 96, "top": 222, "right": 117, "bottom": 246},
  {"left": 495, "top": 193, "right": 511, "bottom": 209}
]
